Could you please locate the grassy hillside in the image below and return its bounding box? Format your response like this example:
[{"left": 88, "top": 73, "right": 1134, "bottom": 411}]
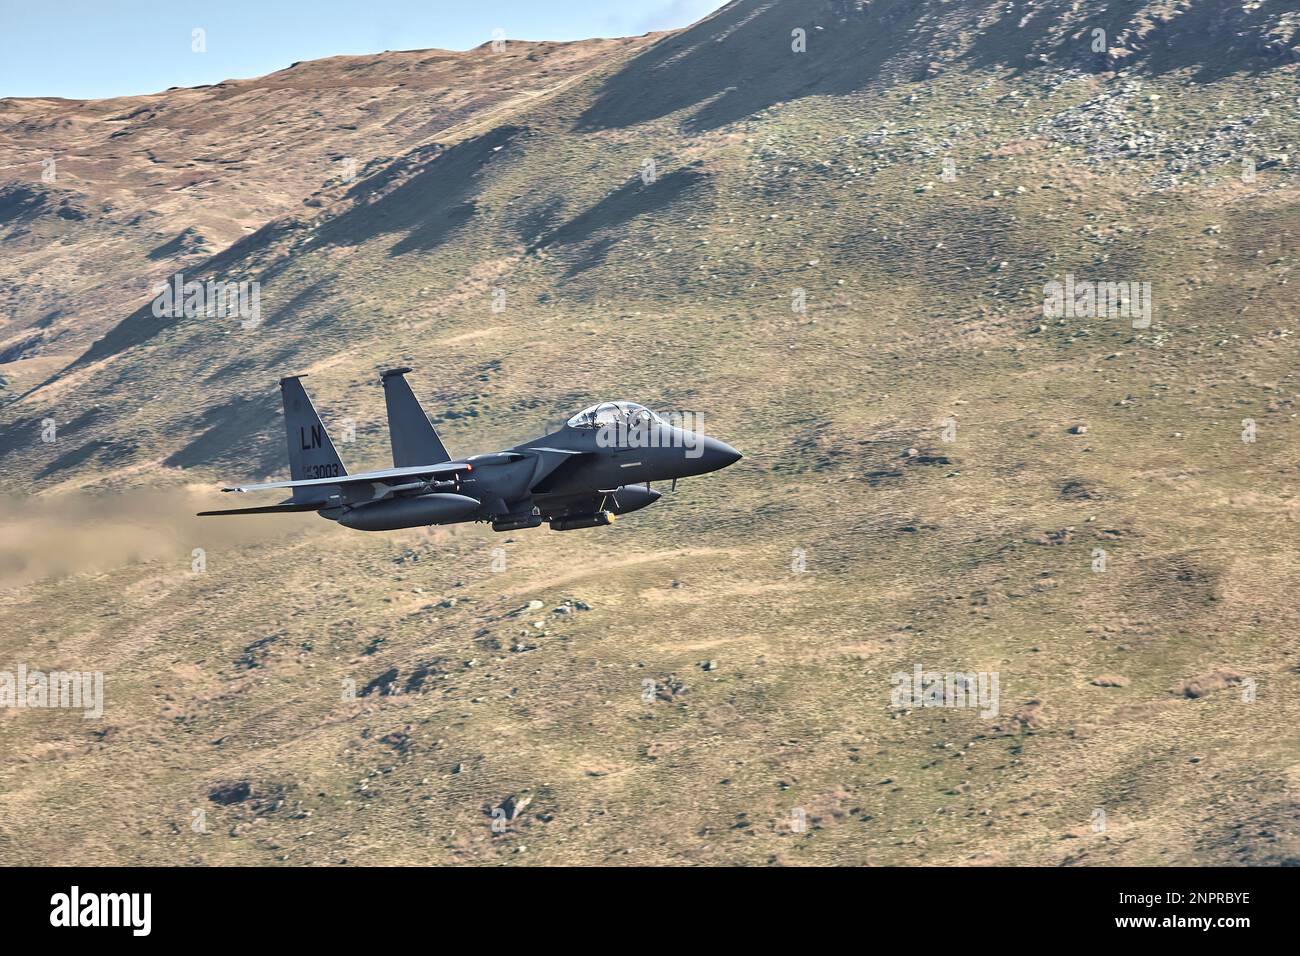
[{"left": 0, "top": 0, "right": 1297, "bottom": 865}]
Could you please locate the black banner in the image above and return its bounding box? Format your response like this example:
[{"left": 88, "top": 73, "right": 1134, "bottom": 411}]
[{"left": 4, "top": 865, "right": 1285, "bottom": 941}]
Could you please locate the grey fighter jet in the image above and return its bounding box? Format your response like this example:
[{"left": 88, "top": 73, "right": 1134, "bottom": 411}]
[{"left": 198, "top": 369, "right": 741, "bottom": 532}]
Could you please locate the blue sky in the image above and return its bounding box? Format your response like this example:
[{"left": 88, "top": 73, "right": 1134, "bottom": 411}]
[{"left": 0, "top": 0, "right": 726, "bottom": 100}]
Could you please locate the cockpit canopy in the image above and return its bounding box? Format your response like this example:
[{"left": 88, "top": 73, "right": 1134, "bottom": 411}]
[{"left": 566, "top": 401, "right": 665, "bottom": 429}]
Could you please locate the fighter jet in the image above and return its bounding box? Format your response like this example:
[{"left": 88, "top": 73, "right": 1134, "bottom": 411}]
[{"left": 198, "top": 368, "right": 741, "bottom": 532}]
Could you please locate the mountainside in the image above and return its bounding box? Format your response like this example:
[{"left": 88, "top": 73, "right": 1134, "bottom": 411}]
[
  {"left": 0, "top": 35, "right": 658, "bottom": 377},
  {"left": 0, "top": 0, "right": 1297, "bottom": 865}
]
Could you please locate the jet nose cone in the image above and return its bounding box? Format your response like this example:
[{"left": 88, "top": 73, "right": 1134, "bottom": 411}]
[{"left": 700, "top": 437, "right": 743, "bottom": 472}]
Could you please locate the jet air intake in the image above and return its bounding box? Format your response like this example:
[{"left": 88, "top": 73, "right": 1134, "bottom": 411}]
[
  {"left": 608, "top": 485, "right": 660, "bottom": 514},
  {"left": 339, "top": 493, "right": 480, "bottom": 531}
]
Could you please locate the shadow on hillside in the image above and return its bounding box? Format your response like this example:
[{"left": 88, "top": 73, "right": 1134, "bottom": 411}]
[
  {"left": 576, "top": 0, "right": 923, "bottom": 133},
  {"left": 36, "top": 438, "right": 140, "bottom": 480},
  {"left": 959, "top": 0, "right": 1290, "bottom": 82},
  {"left": 0, "top": 185, "right": 49, "bottom": 226},
  {"left": 0, "top": 406, "right": 101, "bottom": 480},
  {"left": 530, "top": 165, "right": 711, "bottom": 252},
  {"left": 147, "top": 227, "right": 207, "bottom": 261},
  {"left": 69, "top": 300, "right": 176, "bottom": 371},
  {"left": 312, "top": 125, "right": 525, "bottom": 256},
  {"left": 163, "top": 393, "right": 282, "bottom": 476},
  {"left": 69, "top": 218, "right": 299, "bottom": 372},
  {"left": 576, "top": 0, "right": 1293, "bottom": 133},
  {"left": 0, "top": 406, "right": 137, "bottom": 481}
]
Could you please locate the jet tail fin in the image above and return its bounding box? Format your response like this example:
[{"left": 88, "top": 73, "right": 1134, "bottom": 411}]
[
  {"left": 381, "top": 367, "right": 451, "bottom": 468},
  {"left": 281, "top": 375, "right": 349, "bottom": 501}
]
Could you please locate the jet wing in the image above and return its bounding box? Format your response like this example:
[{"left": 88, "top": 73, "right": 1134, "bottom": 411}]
[
  {"left": 198, "top": 501, "right": 326, "bottom": 516},
  {"left": 223, "top": 461, "right": 471, "bottom": 494}
]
